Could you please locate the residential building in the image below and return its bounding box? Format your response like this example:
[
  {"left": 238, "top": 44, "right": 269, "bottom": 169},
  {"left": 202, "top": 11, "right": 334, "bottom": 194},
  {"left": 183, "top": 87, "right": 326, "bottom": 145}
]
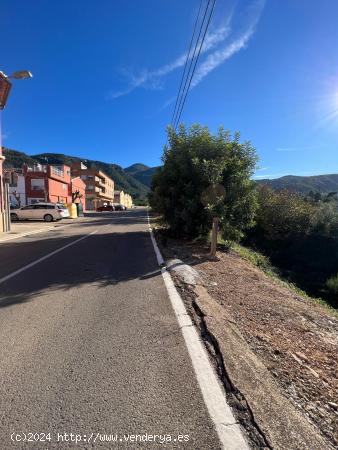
[
  {"left": 114, "top": 190, "right": 125, "bottom": 206},
  {"left": 71, "top": 162, "right": 114, "bottom": 210},
  {"left": 4, "top": 168, "right": 26, "bottom": 207},
  {"left": 69, "top": 176, "right": 86, "bottom": 212},
  {"left": 0, "top": 146, "right": 8, "bottom": 232},
  {"left": 23, "top": 163, "right": 72, "bottom": 205},
  {"left": 114, "top": 190, "right": 133, "bottom": 208},
  {"left": 124, "top": 193, "right": 133, "bottom": 208}
]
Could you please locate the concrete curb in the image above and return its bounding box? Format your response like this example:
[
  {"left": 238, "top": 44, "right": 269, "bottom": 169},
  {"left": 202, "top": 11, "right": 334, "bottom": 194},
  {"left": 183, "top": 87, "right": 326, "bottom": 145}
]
[{"left": 147, "top": 212, "right": 249, "bottom": 450}]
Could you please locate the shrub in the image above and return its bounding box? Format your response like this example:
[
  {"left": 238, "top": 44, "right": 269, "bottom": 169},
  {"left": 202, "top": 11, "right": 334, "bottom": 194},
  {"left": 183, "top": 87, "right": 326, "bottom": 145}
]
[
  {"left": 254, "top": 186, "right": 315, "bottom": 240},
  {"left": 311, "top": 202, "right": 338, "bottom": 238},
  {"left": 149, "top": 125, "right": 258, "bottom": 240},
  {"left": 326, "top": 274, "right": 338, "bottom": 295}
]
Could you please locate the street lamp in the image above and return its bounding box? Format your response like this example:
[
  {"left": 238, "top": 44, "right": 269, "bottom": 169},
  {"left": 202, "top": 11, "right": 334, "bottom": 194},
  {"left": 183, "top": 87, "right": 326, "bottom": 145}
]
[
  {"left": 0, "top": 69, "right": 32, "bottom": 232},
  {"left": 0, "top": 70, "right": 33, "bottom": 109},
  {"left": 10, "top": 71, "right": 33, "bottom": 80}
]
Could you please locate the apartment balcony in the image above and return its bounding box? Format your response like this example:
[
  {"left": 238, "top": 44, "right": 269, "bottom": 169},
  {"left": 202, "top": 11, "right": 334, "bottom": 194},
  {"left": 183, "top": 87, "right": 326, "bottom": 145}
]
[
  {"left": 95, "top": 177, "right": 105, "bottom": 188},
  {"left": 26, "top": 164, "right": 47, "bottom": 173}
]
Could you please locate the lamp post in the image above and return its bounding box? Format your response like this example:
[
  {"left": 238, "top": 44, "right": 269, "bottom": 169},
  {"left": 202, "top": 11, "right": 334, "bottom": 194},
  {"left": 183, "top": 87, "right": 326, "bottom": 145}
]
[{"left": 0, "top": 70, "right": 33, "bottom": 232}]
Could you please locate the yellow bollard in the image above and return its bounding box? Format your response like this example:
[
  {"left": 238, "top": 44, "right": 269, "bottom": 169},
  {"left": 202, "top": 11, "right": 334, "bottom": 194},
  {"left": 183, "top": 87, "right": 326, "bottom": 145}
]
[{"left": 67, "top": 203, "right": 78, "bottom": 219}]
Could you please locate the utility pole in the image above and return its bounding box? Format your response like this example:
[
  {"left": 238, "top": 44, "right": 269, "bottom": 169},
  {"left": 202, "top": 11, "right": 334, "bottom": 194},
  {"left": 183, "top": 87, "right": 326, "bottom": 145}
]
[{"left": 210, "top": 217, "right": 219, "bottom": 257}]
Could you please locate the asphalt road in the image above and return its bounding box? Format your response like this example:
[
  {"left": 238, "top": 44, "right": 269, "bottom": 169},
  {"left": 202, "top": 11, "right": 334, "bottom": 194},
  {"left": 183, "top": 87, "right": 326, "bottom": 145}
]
[{"left": 0, "top": 208, "right": 221, "bottom": 449}]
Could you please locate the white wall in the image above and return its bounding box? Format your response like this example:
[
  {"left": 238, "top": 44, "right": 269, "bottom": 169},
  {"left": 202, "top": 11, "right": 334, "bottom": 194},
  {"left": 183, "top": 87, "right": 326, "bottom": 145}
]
[{"left": 9, "top": 175, "right": 26, "bottom": 207}]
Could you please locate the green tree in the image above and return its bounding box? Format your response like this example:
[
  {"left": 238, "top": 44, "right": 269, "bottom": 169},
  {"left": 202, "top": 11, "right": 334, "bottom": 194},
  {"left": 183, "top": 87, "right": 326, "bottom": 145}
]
[{"left": 149, "top": 125, "right": 258, "bottom": 241}]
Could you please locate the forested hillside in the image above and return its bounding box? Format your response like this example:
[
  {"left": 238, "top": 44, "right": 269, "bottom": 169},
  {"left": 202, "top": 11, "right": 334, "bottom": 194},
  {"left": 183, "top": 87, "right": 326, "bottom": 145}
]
[
  {"left": 3, "top": 148, "right": 151, "bottom": 203},
  {"left": 257, "top": 174, "right": 338, "bottom": 194}
]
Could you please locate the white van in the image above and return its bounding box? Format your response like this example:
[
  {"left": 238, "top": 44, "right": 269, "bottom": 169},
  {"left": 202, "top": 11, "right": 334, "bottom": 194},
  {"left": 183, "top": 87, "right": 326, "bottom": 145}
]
[{"left": 10, "top": 203, "right": 63, "bottom": 222}]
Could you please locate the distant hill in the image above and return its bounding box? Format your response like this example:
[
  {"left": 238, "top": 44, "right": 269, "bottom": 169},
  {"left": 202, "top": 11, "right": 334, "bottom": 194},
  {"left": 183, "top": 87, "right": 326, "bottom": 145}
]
[
  {"left": 256, "top": 174, "right": 338, "bottom": 194},
  {"left": 125, "top": 163, "right": 159, "bottom": 188},
  {"left": 2, "top": 148, "right": 38, "bottom": 168},
  {"left": 3, "top": 148, "right": 154, "bottom": 203},
  {"left": 7, "top": 147, "right": 336, "bottom": 199}
]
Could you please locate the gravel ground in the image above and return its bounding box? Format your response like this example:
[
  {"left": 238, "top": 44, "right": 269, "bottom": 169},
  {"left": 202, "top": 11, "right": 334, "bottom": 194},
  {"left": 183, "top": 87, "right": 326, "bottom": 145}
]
[{"left": 159, "top": 236, "right": 338, "bottom": 448}]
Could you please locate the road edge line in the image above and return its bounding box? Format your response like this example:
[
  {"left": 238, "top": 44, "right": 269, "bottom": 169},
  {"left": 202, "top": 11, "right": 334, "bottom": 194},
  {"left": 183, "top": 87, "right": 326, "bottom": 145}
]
[
  {"left": 146, "top": 209, "right": 249, "bottom": 450},
  {"left": 0, "top": 230, "right": 98, "bottom": 285}
]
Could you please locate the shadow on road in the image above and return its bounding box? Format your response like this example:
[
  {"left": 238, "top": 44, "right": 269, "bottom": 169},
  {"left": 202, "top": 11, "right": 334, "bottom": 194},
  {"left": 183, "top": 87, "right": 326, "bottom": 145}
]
[{"left": 0, "top": 209, "right": 166, "bottom": 309}]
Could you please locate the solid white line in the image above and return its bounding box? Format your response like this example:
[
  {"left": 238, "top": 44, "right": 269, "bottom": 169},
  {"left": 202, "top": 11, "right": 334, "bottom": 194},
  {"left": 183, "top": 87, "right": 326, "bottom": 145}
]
[
  {"left": 147, "top": 209, "right": 249, "bottom": 450},
  {"left": 0, "top": 230, "right": 98, "bottom": 285}
]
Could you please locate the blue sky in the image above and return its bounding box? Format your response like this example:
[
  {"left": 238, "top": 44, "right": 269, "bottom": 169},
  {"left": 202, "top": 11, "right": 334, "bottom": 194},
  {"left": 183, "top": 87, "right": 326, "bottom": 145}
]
[{"left": 1, "top": 0, "right": 338, "bottom": 177}]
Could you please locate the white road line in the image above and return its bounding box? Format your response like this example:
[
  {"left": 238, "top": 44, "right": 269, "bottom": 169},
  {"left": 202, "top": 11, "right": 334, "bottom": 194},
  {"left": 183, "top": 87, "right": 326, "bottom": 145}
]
[
  {"left": 0, "top": 230, "right": 98, "bottom": 285},
  {"left": 147, "top": 209, "right": 249, "bottom": 450}
]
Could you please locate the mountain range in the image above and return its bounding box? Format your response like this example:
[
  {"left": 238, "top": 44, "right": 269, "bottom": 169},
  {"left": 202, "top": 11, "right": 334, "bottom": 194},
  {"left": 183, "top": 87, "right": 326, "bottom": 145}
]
[
  {"left": 3, "top": 148, "right": 338, "bottom": 199},
  {"left": 256, "top": 174, "right": 338, "bottom": 194},
  {"left": 3, "top": 148, "right": 158, "bottom": 204}
]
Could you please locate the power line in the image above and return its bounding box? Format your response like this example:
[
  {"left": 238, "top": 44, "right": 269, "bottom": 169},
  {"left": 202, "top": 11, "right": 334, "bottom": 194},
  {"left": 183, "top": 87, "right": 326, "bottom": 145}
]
[
  {"left": 172, "top": 0, "right": 212, "bottom": 129},
  {"left": 170, "top": 0, "right": 204, "bottom": 127},
  {"left": 172, "top": 0, "right": 217, "bottom": 130}
]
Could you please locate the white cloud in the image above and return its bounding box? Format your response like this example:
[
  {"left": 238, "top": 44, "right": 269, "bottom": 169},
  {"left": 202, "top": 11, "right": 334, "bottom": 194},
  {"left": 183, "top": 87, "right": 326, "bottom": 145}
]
[
  {"left": 275, "top": 148, "right": 298, "bottom": 152},
  {"left": 191, "top": 0, "right": 265, "bottom": 87},
  {"left": 191, "top": 29, "right": 253, "bottom": 87},
  {"left": 158, "top": 96, "right": 176, "bottom": 112},
  {"left": 109, "top": 25, "right": 230, "bottom": 100},
  {"left": 154, "top": 25, "right": 231, "bottom": 79},
  {"left": 108, "top": 0, "right": 265, "bottom": 100}
]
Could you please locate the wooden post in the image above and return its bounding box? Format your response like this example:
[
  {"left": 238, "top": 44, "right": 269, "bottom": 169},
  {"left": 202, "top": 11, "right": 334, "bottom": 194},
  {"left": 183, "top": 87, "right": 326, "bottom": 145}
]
[{"left": 210, "top": 217, "right": 219, "bottom": 257}]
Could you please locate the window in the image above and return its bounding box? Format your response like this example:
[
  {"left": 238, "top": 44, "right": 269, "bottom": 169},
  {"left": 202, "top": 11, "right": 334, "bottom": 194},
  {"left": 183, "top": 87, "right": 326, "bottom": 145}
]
[
  {"left": 52, "top": 166, "right": 64, "bottom": 177},
  {"left": 31, "top": 179, "right": 44, "bottom": 190}
]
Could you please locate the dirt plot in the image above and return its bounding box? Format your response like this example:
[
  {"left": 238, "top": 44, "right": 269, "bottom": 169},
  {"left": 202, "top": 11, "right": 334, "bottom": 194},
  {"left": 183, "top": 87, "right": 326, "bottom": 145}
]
[{"left": 159, "top": 237, "right": 338, "bottom": 448}]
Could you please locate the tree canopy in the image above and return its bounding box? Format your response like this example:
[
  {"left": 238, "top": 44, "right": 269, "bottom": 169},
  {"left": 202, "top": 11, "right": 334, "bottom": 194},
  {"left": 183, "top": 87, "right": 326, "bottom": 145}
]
[{"left": 149, "top": 125, "right": 258, "bottom": 241}]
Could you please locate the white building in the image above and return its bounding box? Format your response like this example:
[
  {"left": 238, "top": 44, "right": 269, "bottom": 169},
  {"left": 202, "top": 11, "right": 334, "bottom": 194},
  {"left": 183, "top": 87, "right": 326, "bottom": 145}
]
[{"left": 4, "top": 169, "right": 26, "bottom": 207}]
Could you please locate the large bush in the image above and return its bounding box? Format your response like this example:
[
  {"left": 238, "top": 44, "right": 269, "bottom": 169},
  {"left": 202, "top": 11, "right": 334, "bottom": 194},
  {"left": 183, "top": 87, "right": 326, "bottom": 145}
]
[
  {"left": 254, "top": 185, "right": 315, "bottom": 240},
  {"left": 149, "top": 125, "right": 258, "bottom": 240},
  {"left": 326, "top": 274, "right": 338, "bottom": 296},
  {"left": 247, "top": 186, "right": 338, "bottom": 308},
  {"left": 311, "top": 202, "right": 338, "bottom": 238}
]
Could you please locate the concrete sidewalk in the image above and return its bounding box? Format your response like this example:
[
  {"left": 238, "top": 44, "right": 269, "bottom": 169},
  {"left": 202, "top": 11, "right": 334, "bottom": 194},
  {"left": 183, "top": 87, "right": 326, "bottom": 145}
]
[{"left": 0, "top": 217, "right": 90, "bottom": 243}]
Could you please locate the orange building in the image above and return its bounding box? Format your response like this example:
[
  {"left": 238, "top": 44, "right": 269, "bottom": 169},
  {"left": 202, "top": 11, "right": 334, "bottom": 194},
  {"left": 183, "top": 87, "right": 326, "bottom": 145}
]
[
  {"left": 23, "top": 163, "right": 72, "bottom": 204},
  {"left": 71, "top": 161, "right": 114, "bottom": 210}
]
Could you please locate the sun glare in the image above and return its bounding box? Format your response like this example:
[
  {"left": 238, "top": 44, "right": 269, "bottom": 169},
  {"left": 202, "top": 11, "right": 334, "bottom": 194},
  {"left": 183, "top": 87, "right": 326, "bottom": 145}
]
[{"left": 317, "top": 84, "right": 338, "bottom": 126}]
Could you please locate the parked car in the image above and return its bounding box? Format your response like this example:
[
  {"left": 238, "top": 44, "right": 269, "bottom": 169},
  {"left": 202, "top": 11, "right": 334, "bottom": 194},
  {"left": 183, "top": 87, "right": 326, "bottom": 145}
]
[
  {"left": 10, "top": 203, "right": 63, "bottom": 222},
  {"left": 114, "top": 204, "right": 126, "bottom": 211},
  {"left": 97, "top": 205, "right": 115, "bottom": 212},
  {"left": 56, "top": 202, "right": 70, "bottom": 218}
]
